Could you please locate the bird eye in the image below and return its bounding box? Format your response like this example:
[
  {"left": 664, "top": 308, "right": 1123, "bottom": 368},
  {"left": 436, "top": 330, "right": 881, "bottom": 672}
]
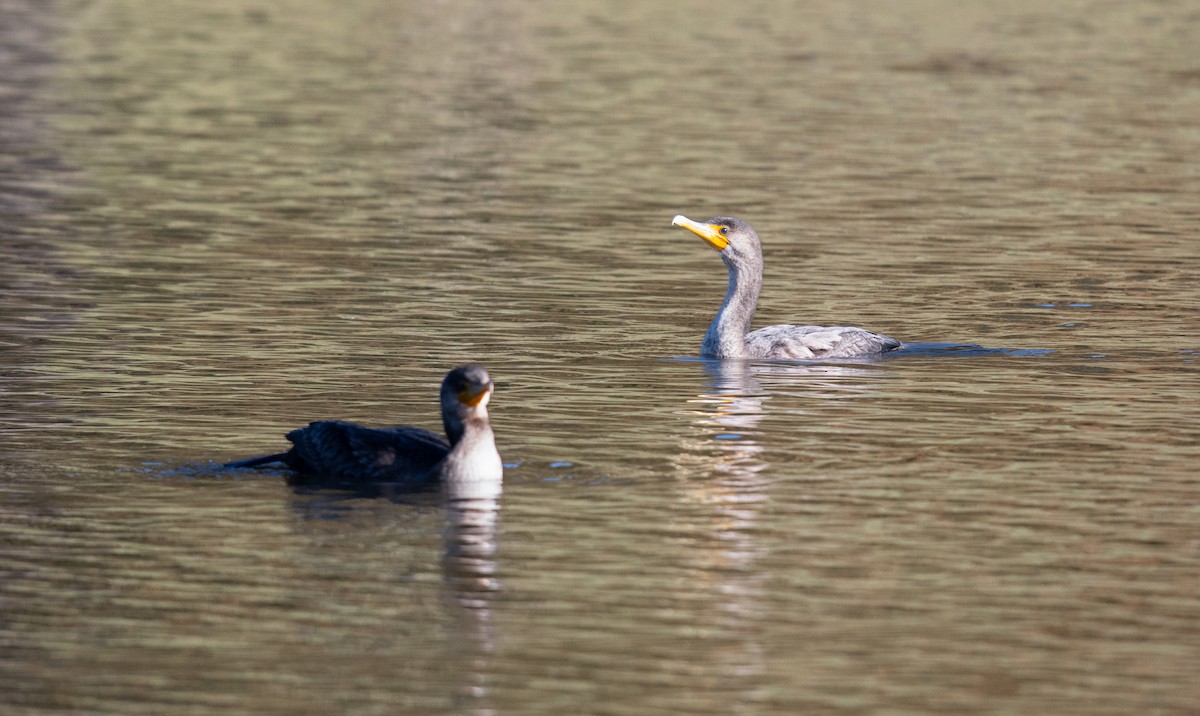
[{"left": 719, "top": 227, "right": 728, "bottom": 236}]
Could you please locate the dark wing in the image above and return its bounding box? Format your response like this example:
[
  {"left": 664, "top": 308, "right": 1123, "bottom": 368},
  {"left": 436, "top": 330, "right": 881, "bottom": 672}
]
[{"left": 283, "top": 420, "right": 450, "bottom": 486}]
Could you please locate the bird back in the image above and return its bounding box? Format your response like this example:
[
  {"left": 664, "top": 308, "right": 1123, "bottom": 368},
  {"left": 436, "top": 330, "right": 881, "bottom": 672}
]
[{"left": 284, "top": 420, "right": 450, "bottom": 486}]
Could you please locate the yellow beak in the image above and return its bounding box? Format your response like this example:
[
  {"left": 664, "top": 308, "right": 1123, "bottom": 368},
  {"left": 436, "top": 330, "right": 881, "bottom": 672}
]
[
  {"left": 458, "top": 381, "right": 492, "bottom": 408},
  {"left": 672, "top": 214, "right": 729, "bottom": 251}
]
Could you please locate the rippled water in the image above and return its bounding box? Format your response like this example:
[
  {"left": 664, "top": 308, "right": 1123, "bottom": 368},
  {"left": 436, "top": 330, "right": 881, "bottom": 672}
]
[{"left": 3, "top": 1, "right": 1198, "bottom": 713}]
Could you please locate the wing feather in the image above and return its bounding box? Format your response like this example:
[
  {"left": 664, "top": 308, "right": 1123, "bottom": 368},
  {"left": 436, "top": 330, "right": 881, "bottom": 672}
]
[
  {"left": 284, "top": 421, "right": 450, "bottom": 486},
  {"left": 746, "top": 324, "right": 902, "bottom": 359}
]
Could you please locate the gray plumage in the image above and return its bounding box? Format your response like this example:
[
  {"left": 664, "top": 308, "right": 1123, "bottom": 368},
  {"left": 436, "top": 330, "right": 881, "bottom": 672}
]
[
  {"left": 673, "top": 215, "right": 902, "bottom": 360},
  {"left": 743, "top": 323, "right": 900, "bottom": 360}
]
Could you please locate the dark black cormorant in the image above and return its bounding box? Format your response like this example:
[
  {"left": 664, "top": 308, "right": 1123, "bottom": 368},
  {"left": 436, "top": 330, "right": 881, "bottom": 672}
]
[{"left": 226, "top": 365, "right": 502, "bottom": 489}]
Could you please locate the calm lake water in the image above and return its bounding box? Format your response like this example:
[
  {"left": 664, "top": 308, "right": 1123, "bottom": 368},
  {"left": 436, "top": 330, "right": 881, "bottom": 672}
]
[{"left": 2, "top": 0, "right": 1198, "bottom": 713}]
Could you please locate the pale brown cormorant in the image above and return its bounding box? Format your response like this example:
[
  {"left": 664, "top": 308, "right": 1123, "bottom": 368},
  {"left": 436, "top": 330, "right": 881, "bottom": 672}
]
[{"left": 672, "top": 215, "right": 902, "bottom": 359}]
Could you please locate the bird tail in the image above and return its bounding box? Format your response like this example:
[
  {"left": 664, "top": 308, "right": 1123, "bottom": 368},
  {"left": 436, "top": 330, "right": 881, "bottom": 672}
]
[{"left": 224, "top": 453, "right": 289, "bottom": 469}]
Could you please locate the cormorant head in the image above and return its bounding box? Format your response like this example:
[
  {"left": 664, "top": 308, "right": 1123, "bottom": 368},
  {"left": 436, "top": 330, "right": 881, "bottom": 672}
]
[
  {"left": 441, "top": 365, "right": 494, "bottom": 418},
  {"left": 439, "top": 364, "right": 494, "bottom": 445},
  {"left": 672, "top": 214, "right": 762, "bottom": 270}
]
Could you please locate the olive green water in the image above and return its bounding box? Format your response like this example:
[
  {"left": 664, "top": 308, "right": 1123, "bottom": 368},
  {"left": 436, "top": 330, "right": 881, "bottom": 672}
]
[{"left": 2, "top": 1, "right": 1198, "bottom": 714}]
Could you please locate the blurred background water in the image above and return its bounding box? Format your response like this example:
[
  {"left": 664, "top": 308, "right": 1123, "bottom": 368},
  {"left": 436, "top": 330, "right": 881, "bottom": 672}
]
[{"left": 2, "top": 0, "right": 1198, "bottom": 713}]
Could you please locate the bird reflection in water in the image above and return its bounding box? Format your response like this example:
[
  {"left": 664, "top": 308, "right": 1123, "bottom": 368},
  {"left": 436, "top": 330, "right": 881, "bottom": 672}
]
[
  {"left": 679, "top": 357, "right": 887, "bottom": 511},
  {"left": 441, "top": 466, "right": 503, "bottom": 715},
  {"left": 282, "top": 470, "right": 504, "bottom": 716},
  {"left": 677, "top": 359, "right": 886, "bottom": 693},
  {"left": 674, "top": 360, "right": 772, "bottom": 696}
]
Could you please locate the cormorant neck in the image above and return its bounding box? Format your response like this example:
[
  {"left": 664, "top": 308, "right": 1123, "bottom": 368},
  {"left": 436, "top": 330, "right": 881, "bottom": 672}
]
[
  {"left": 701, "top": 257, "right": 760, "bottom": 359},
  {"left": 439, "top": 417, "right": 503, "bottom": 486},
  {"left": 443, "top": 414, "right": 465, "bottom": 446}
]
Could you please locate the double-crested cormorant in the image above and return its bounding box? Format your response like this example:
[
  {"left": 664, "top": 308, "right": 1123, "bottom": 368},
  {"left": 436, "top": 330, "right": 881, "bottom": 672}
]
[
  {"left": 225, "top": 365, "right": 502, "bottom": 488},
  {"left": 672, "top": 215, "right": 902, "bottom": 360}
]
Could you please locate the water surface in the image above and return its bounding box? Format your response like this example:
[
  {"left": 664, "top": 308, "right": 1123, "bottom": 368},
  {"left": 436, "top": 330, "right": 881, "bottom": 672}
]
[{"left": 2, "top": 1, "right": 1198, "bottom": 714}]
